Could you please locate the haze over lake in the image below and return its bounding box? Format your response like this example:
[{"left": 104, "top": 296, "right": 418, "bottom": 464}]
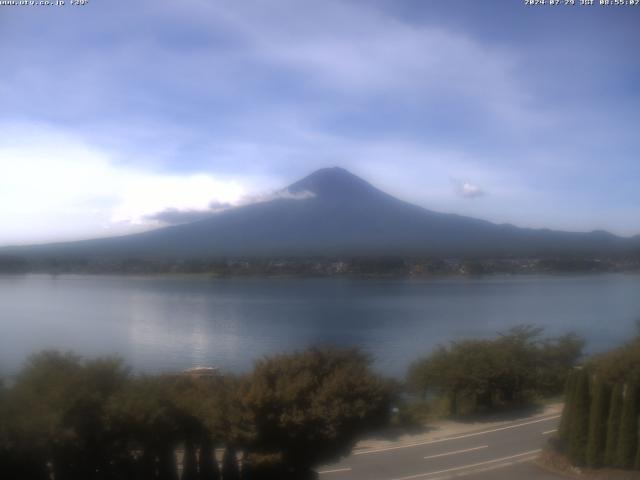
[{"left": 1, "top": 274, "right": 639, "bottom": 377}]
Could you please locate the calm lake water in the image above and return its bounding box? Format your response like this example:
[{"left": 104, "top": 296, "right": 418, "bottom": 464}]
[{"left": 1, "top": 274, "right": 639, "bottom": 377}]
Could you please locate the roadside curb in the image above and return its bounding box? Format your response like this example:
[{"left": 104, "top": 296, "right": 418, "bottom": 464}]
[
  {"left": 534, "top": 456, "right": 582, "bottom": 479},
  {"left": 352, "top": 409, "right": 562, "bottom": 455},
  {"left": 534, "top": 451, "right": 640, "bottom": 480}
]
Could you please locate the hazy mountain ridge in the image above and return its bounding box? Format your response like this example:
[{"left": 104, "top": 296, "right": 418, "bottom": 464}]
[{"left": 2, "top": 167, "right": 639, "bottom": 259}]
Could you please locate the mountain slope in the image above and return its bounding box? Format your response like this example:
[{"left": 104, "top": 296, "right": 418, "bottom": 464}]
[{"left": 3, "top": 167, "right": 638, "bottom": 258}]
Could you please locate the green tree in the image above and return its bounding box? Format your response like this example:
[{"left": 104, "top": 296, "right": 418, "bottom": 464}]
[
  {"left": 616, "top": 383, "right": 638, "bottom": 468},
  {"left": 222, "top": 446, "right": 240, "bottom": 480},
  {"left": 242, "top": 453, "right": 285, "bottom": 480},
  {"left": 558, "top": 370, "right": 577, "bottom": 446},
  {"left": 106, "top": 376, "right": 182, "bottom": 480},
  {"left": 586, "top": 375, "right": 609, "bottom": 467},
  {"left": 592, "top": 337, "right": 640, "bottom": 386},
  {"left": 408, "top": 339, "right": 509, "bottom": 415},
  {"left": 408, "top": 327, "right": 583, "bottom": 416},
  {"left": 199, "top": 437, "right": 221, "bottom": 480},
  {"left": 1, "top": 372, "right": 51, "bottom": 480},
  {"left": 605, "top": 383, "right": 623, "bottom": 466},
  {"left": 568, "top": 369, "right": 590, "bottom": 466},
  {"left": 182, "top": 441, "right": 198, "bottom": 480},
  {"left": 495, "top": 326, "right": 541, "bottom": 393},
  {"left": 242, "top": 347, "right": 393, "bottom": 478},
  {"left": 407, "top": 345, "right": 454, "bottom": 405},
  {"left": 3, "top": 351, "right": 128, "bottom": 480},
  {"left": 538, "top": 333, "right": 585, "bottom": 396}
]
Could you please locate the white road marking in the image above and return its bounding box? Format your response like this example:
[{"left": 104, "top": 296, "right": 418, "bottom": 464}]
[
  {"left": 389, "top": 449, "right": 542, "bottom": 480},
  {"left": 354, "top": 415, "right": 560, "bottom": 455},
  {"left": 318, "top": 467, "right": 352, "bottom": 475},
  {"left": 427, "top": 453, "right": 540, "bottom": 480},
  {"left": 542, "top": 429, "right": 557, "bottom": 435},
  {"left": 423, "top": 445, "right": 488, "bottom": 460}
]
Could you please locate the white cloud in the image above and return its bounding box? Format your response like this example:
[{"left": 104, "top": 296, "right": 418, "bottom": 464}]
[
  {"left": 456, "top": 181, "right": 485, "bottom": 199},
  {"left": 240, "top": 188, "right": 315, "bottom": 205},
  {"left": 143, "top": 188, "right": 315, "bottom": 226},
  {"left": 109, "top": 174, "right": 243, "bottom": 225},
  {"left": 0, "top": 124, "right": 246, "bottom": 245},
  {"left": 215, "top": 0, "right": 535, "bottom": 127}
]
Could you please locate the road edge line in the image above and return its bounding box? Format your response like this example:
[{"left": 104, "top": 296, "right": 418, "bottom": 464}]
[{"left": 353, "top": 415, "right": 560, "bottom": 455}]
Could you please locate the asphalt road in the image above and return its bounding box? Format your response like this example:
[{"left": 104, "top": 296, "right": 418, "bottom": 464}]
[{"left": 317, "top": 413, "right": 562, "bottom": 480}]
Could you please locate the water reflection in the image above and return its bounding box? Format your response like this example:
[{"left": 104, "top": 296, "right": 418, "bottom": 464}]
[{"left": 0, "top": 274, "right": 638, "bottom": 377}]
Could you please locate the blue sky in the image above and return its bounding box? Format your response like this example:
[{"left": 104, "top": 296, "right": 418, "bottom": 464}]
[{"left": 0, "top": 0, "right": 638, "bottom": 245}]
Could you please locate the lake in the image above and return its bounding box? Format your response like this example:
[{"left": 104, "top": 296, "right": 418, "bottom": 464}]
[{"left": 1, "top": 274, "right": 639, "bottom": 378}]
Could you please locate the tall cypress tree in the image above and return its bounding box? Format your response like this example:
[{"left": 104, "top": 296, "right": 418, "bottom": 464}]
[
  {"left": 616, "top": 383, "right": 639, "bottom": 468},
  {"left": 199, "top": 439, "right": 220, "bottom": 480},
  {"left": 559, "top": 370, "right": 578, "bottom": 446},
  {"left": 586, "top": 376, "right": 609, "bottom": 468},
  {"left": 605, "top": 383, "right": 623, "bottom": 466},
  {"left": 182, "top": 441, "right": 198, "bottom": 480},
  {"left": 568, "top": 369, "right": 590, "bottom": 466},
  {"left": 222, "top": 446, "right": 240, "bottom": 480},
  {"left": 157, "top": 444, "right": 179, "bottom": 480},
  {"left": 239, "top": 451, "right": 251, "bottom": 480}
]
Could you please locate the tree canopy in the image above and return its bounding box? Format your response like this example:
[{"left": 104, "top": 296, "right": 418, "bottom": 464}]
[
  {"left": 241, "top": 347, "right": 394, "bottom": 478},
  {"left": 0, "top": 347, "right": 393, "bottom": 479},
  {"left": 407, "top": 326, "right": 583, "bottom": 414}
]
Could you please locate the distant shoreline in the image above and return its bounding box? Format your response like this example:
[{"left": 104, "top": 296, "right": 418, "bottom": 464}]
[{"left": 1, "top": 255, "right": 639, "bottom": 277}]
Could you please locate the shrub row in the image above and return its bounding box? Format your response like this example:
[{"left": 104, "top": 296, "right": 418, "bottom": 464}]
[
  {"left": 407, "top": 326, "right": 583, "bottom": 415},
  {"left": 0, "top": 347, "right": 393, "bottom": 480},
  {"left": 558, "top": 336, "right": 640, "bottom": 470}
]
